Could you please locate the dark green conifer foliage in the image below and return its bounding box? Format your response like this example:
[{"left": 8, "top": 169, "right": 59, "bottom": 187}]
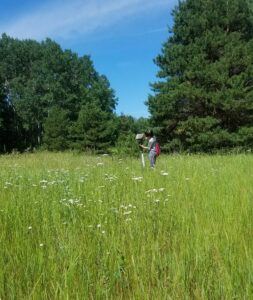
[
  {"left": 147, "top": 0, "right": 253, "bottom": 152},
  {"left": 43, "top": 107, "right": 70, "bottom": 151}
]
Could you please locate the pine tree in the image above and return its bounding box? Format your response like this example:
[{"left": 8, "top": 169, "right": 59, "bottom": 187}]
[
  {"left": 0, "top": 82, "right": 5, "bottom": 151},
  {"left": 43, "top": 107, "right": 70, "bottom": 151},
  {"left": 71, "top": 102, "right": 117, "bottom": 152},
  {"left": 147, "top": 0, "right": 253, "bottom": 152}
]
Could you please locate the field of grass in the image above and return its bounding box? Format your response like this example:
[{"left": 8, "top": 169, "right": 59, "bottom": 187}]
[{"left": 0, "top": 152, "right": 252, "bottom": 299}]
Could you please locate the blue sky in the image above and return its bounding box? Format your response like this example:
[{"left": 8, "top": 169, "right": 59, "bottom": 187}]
[{"left": 0, "top": 0, "right": 177, "bottom": 118}]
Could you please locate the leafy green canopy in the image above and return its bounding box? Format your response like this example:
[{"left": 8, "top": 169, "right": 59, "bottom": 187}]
[
  {"left": 147, "top": 0, "right": 253, "bottom": 152},
  {"left": 0, "top": 34, "right": 117, "bottom": 152}
]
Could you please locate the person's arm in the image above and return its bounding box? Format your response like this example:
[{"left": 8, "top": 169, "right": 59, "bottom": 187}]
[{"left": 139, "top": 144, "right": 148, "bottom": 150}]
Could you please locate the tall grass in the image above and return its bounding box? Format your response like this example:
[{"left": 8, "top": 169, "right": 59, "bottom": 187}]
[{"left": 0, "top": 152, "right": 252, "bottom": 299}]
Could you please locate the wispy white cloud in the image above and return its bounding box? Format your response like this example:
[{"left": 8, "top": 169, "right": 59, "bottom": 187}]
[{"left": 0, "top": 0, "right": 177, "bottom": 40}]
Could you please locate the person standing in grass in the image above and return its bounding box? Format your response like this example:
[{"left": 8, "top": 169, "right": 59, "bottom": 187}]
[{"left": 140, "top": 130, "right": 157, "bottom": 168}]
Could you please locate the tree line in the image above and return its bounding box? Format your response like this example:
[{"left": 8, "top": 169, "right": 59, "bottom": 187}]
[
  {"left": 1, "top": 0, "right": 253, "bottom": 153},
  {"left": 0, "top": 34, "right": 147, "bottom": 153}
]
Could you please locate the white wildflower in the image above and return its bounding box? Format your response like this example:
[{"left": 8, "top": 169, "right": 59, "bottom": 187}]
[
  {"left": 161, "top": 172, "right": 169, "bottom": 176},
  {"left": 145, "top": 189, "right": 158, "bottom": 193},
  {"left": 105, "top": 174, "right": 117, "bottom": 182},
  {"left": 123, "top": 211, "right": 132, "bottom": 215},
  {"left": 132, "top": 176, "right": 143, "bottom": 182},
  {"left": 146, "top": 188, "right": 165, "bottom": 194},
  {"left": 48, "top": 181, "right": 56, "bottom": 185},
  {"left": 40, "top": 180, "right": 48, "bottom": 184}
]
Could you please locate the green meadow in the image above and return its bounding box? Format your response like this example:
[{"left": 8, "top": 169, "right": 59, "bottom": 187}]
[{"left": 0, "top": 152, "right": 252, "bottom": 299}]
